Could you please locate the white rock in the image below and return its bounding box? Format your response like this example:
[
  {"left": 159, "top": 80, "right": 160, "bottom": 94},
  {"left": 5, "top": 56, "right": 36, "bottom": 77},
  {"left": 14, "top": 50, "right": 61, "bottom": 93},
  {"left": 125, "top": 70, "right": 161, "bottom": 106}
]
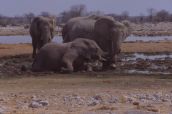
[
  {"left": 39, "top": 100, "right": 49, "bottom": 106},
  {"left": 29, "top": 101, "right": 42, "bottom": 108}
]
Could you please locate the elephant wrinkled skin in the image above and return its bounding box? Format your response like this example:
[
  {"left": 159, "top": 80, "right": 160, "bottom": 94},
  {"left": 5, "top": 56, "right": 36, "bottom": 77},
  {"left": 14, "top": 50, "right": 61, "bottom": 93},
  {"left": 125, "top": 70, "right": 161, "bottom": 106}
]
[
  {"left": 32, "top": 38, "right": 105, "bottom": 72},
  {"left": 30, "top": 16, "right": 56, "bottom": 58},
  {"left": 62, "top": 15, "right": 131, "bottom": 68}
]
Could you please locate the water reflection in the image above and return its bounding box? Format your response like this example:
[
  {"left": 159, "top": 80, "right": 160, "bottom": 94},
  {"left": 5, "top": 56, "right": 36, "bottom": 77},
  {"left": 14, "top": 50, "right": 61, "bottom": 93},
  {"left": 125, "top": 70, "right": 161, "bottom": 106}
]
[
  {"left": 0, "top": 35, "right": 63, "bottom": 44},
  {"left": 125, "top": 53, "right": 172, "bottom": 61},
  {"left": 125, "top": 35, "right": 172, "bottom": 42}
]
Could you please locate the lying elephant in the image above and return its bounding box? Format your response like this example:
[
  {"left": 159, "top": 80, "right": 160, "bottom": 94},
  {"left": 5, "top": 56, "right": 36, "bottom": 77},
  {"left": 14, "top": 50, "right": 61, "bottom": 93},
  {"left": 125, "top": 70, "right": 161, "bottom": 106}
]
[
  {"left": 62, "top": 15, "right": 131, "bottom": 68},
  {"left": 30, "top": 16, "right": 56, "bottom": 58},
  {"left": 32, "top": 38, "right": 105, "bottom": 72}
]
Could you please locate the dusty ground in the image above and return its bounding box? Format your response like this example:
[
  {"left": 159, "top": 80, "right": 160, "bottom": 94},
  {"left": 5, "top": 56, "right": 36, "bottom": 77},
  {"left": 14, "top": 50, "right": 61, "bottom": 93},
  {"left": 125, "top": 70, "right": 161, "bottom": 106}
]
[
  {"left": 0, "top": 75, "right": 172, "bottom": 114},
  {"left": 0, "top": 41, "right": 172, "bottom": 113}
]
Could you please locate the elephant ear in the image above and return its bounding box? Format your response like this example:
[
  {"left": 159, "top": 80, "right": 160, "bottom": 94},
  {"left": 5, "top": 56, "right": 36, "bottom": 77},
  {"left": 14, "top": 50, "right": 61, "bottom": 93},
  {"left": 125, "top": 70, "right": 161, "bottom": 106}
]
[
  {"left": 94, "top": 17, "right": 114, "bottom": 39},
  {"left": 121, "top": 20, "right": 132, "bottom": 38}
]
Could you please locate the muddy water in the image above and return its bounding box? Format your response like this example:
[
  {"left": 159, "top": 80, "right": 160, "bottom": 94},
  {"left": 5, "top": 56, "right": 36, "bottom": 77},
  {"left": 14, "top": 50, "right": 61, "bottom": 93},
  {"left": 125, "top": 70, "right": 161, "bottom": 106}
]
[
  {"left": 120, "top": 53, "right": 172, "bottom": 75},
  {"left": 123, "top": 53, "right": 172, "bottom": 61},
  {"left": 125, "top": 35, "right": 172, "bottom": 42},
  {"left": 0, "top": 35, "right": 172, "bottom": 44}
]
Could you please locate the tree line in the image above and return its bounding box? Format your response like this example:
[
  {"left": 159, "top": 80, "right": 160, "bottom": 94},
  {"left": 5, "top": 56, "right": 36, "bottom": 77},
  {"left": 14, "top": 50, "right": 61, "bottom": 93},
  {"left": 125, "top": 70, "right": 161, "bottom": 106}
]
[{"left": 0, "top": 4, "right": 172, "bottom": 27}]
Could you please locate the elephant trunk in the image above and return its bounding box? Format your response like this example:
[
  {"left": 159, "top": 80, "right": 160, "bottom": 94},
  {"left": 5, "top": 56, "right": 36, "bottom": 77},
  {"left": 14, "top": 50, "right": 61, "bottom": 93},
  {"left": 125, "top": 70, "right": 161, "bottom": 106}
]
[{"left": 41, "top": 27, "right": 52, "bottom": 46}]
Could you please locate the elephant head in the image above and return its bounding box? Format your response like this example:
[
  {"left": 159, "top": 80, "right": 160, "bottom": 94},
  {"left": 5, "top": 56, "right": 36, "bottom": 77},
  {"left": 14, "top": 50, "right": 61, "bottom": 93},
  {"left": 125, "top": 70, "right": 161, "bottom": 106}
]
[
  {"left": 94, "top": 17, "right": 131, "bottom": 63},
  {"left": 71, "top": 39, "right": 106, "bottom": 62},
  {"left": 37, "top": 17, "right": 56, "bottom": 48},
  {"left": 30, "top": 16, "right": 56, "bottom": 58}
]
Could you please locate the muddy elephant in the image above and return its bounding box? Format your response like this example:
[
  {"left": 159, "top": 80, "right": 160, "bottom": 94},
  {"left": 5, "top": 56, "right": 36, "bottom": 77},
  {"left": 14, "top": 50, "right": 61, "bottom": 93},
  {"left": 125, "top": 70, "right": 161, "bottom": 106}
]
[
  {"left": 30, "top": 16, "right": 56, "bottom": 58},
  {"left": 62, "top": 15, "right": 131, "bottom": 68},
  {"left": 32, "top": 38, "right": 105, "bottom": 72}
]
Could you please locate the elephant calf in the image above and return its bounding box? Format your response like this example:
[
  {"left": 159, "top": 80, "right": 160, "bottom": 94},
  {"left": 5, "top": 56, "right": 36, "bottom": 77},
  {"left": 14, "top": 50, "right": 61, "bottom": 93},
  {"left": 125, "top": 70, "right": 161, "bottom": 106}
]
[{"left": 32, "top": 38, "right": 105, "bottom": 72}]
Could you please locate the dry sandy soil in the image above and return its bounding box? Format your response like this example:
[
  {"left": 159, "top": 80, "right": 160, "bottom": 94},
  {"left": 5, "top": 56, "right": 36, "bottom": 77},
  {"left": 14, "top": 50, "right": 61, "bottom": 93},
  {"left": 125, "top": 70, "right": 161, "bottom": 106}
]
[{"left": 0, "top": 41, "right": 172, "bottom": 114}]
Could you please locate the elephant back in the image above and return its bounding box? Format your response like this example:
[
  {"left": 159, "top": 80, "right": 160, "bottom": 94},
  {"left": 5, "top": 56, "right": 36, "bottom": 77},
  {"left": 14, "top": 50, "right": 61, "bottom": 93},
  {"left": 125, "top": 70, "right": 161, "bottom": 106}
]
[
  {"left": 63, "top": 17, "right": 96, "bottom": 43},
  {"left": 94, "top": 16, "right": 115, "bottom": 39}
]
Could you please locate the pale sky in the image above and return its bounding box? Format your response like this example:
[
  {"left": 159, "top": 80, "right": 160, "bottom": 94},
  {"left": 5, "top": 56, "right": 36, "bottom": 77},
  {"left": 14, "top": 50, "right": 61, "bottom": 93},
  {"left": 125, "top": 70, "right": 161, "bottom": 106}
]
[{"left": 0, "top": 0, "right": 172, "bottom": 16}]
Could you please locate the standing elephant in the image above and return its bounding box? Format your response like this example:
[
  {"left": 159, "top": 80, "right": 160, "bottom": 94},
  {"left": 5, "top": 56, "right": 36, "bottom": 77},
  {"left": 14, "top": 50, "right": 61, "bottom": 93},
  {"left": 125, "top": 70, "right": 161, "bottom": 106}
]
[
  {"left": 30, "top": 16, "right": 56, "bottom": 58},
  {"left": 62, "top": 15, "right": 131, "bottom": 68},
  {"left": 32, "top": 38, "right": 105, "bottom": 72}
]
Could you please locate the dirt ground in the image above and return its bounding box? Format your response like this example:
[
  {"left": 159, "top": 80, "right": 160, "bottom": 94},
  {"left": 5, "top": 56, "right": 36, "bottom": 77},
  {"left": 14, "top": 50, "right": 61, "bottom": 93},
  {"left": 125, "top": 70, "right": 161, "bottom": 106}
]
[
  {"left": 0, "top": 75, "right": 172, "bottom": 114},
  {"left": 0, "top": 41, "right": 172, "bottom": 113}
]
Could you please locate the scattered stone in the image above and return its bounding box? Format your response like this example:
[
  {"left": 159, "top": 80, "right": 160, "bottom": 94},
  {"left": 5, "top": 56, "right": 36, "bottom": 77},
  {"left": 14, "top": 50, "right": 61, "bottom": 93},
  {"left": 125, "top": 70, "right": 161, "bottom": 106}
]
[
  {"left": 88, "top": 99, "right": 100, "bottom": 106},
  {"left": 93, "top": 95, "right": 103, "bottom": 101},
  {"left": 147, "top": 108, "right": 159, "bottom": 113},
  {"left": 108, "top": 97, "right": 119, "bottom": 103},
  {"left": 63, "top": 95, "right": 85, "bottom": 107},
  {"left": 83, "top": 111, "right": 116, "bottom": 114},
  {"left": 29, "top": 100, "right": 49, "bottom": 108},
  {"left": 95, "top": 93, "right": 116, "bottom": 104},
  {"left": 39, "top": 100, "right": 49, "bottom": 106},
  {"left": 0, "top": 109, "right": 5, "bottom": 114},
  {"left": 124, "top": 110, "right": 160, "bottom": 114},
  {"left": 29, "top": 101, "right": 42, "bottom": 108},
  {"left": 133, "top": 101, "right": 139, "bottom": 106}
]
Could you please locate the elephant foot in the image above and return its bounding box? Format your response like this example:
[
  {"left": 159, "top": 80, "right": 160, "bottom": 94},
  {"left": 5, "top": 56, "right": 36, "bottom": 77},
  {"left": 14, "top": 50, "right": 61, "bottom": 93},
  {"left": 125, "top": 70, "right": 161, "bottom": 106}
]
[
  {"left": 110, "top": 63, "right": 117, "bottom": 69},
  {"left": 61, "top": 67, "right": 73, "bottom": 73},
  {"left": 87, "top": 66, "right": 93, "bottom": 72}
]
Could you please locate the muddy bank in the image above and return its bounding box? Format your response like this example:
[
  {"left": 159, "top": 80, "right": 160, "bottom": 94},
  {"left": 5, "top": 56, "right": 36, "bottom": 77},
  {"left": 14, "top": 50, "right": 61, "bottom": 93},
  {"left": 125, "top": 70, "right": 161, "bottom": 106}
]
[
  {"left": 0, "top": 52, "right": 171, "bottom": 77},
  {"left": 0, "top": 41, "right": 172, "bottom": 76}
]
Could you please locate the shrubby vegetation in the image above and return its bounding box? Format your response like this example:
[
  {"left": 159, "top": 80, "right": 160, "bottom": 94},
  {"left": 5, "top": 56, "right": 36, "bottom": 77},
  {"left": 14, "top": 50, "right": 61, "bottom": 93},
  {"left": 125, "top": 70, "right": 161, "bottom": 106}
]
[{"left": 0, "top": 5, "right": 172, "bottom": 27}]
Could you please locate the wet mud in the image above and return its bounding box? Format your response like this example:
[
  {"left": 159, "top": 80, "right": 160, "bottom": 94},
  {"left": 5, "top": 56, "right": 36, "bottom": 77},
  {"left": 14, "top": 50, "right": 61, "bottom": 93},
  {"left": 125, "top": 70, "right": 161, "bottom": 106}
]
[{"left": 0, "top": 52, "right": 171, "bottom": 77}]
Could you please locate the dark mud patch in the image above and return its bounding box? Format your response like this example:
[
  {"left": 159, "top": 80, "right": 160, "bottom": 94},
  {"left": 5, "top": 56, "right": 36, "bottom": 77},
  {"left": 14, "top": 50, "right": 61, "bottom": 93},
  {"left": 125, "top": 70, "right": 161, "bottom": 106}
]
[
  {"left": 0, "top": 54, "right": 33, "bottom": 77},
  {"left": 0, "top": 53, "right": 172, "bottom": 77}
]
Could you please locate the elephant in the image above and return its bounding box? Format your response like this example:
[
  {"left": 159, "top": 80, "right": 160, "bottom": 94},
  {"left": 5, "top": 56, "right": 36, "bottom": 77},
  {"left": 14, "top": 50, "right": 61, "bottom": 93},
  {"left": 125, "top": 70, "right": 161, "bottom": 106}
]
[
  {"left": 30, "top": 16, "right": 56, "bottom": 58},
  {"left": 62, "top": 15, "right": 131, "bottom": 68},
  {"left": 32, "top": 38, "right": 105, "bottom": 72}
]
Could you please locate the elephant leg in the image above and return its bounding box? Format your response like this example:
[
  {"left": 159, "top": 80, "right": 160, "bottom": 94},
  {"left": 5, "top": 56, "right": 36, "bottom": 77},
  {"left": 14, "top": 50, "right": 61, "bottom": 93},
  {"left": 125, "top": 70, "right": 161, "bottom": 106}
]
[
  {"left": 62, "top": 52, "right": 77, "bottom": 73},
  {"left": 111, "top": 54, "right": 117, "bottom": 68},
  {"left": 32, "top": 47, "right": 36, "bottom": 58},
  {"left": 61, "top": 60, "right": 74, "bottom": 73},
  {"left": 32, "top": 40, "right": 37, "bottom": 58}
]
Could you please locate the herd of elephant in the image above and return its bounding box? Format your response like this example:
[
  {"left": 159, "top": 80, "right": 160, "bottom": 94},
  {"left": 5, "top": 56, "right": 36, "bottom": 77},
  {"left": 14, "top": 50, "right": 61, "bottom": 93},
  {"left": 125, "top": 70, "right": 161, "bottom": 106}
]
[{"left": 30, "top": 15, "right": 131, "bottom": 73}]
